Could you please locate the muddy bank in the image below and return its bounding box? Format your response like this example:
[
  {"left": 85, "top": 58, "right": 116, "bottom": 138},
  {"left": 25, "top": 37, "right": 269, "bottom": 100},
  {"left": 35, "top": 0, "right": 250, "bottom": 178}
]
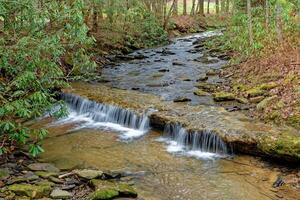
[{"left": 64, "top": 82, "right": 300, "bottom": 162}]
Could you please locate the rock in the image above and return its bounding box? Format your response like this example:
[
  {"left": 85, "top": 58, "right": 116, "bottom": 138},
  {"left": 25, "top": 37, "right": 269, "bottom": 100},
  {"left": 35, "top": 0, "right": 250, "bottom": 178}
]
[
  {"left": 172, "top": 61, "right": 185, "bottom": 66},
  {"left": 273, "top": 176, "right": 285, "bottom": 188},
  {"left": 74, "top": 169, "right": 103, "bottom": 180},
  {"left": 235, "top": 97, "right": 249, "bottom": 104},
  {"left": 49, "top": 176, "right": 64, "bottom": 184},
  {"left": 117, "top": 184, "right": 138, "bottom": 198},
  {"left": 173, "top": 97, "right": 191, "bottom": 102},
  {"left": 206, "top": 69, "right": 218, "bottom": 75},
  {"left": 257, "top": 96, "right": 277, "bottom": 111},
  {"left": 197, "top": 74, "right": 208, "bottom": 82},
  {"left": 246, "top": 88, "right": 265, "bottom": 98},
  {"left": 27, "top": 163, "right": 59, "bottom": 173},
  {"left": 88, "top": 189, "right": 119, "bottom": 200},
  {"left": 35, "top": 171, "right": 58, "bottom": 179},
  {"left": 50, "top": 189, "right": 72, "bottom": 199},
  {"left": 8, "top": 184, "right": 52, "bottom": 198},
  {"left": 259, "top": 82, "right": 278, "bottom": 90},
  {"left": 218, "top": 54, "right": 231, "bottom": 60},
  {"left": 195, "top": 82, "right": 217, "bottom": 92},
  {"left": 89, "top": 180, "right": 116, "bottom": 190},
  {"left": 101, "top": 171, "right": 122, "bottom": 180},
  {"left": 158, "top": 69, "right": 169, "bottom": 73},
  {"left": 8, "top": 172, "right": 39, "bottom": 184},
  {"left": 36, "top": 180, "right": 56, "bottom": 188},
  {"left": 0, "top": 168, "right": 10, "bottom": 180},
  {"left": 213, "top": 92, "right": 235, "bottom": 102},
  {"left": 193, "top": 90, "right": 210, "bottom": 96},
  {"left": 199, "top": 57, "right": 219, "bottom": 64},
  {"left": 249, "top": 96, "right": 265, "bottom": 103}
]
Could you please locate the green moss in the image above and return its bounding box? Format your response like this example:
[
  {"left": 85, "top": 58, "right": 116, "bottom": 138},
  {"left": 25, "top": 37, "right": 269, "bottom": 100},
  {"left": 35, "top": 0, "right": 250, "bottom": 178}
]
[
  {"left": 295, "top": 86, "right": 300, "bottom": 94},
  {"left": 8, "top": 184, "right": 52, "bottom": 198},
  {"left": 117, "top": 184, "right": 138, "bottom": 198},
  {"left": 259, "top": 82, "right": 278, "bottom": 90},
  {"left": 256, "top": 96, "right": 277, "bottom": 111},
  {"left": 88, "top": 189, "right": 119, "bottom": 200},
  {"left": 233, "top": 83, "right": 248, "bottom": 92},
  {"left": 35, "top": 171, "right": 58, "bottom": 178},
  {"left": 287, "top": 115, "right": 300, "bottom": 129},
  {"left": 258, "top": 133, "right": 300, "bottom": 161},
  {"left": 246, "top": 88, "right": 265, "bottom": 97},
  {"left": 213, "top": 92, "right": 235, "bottom": 102},
  {"left": 193, "top": 89, "right": 210, "bottom": 96}
]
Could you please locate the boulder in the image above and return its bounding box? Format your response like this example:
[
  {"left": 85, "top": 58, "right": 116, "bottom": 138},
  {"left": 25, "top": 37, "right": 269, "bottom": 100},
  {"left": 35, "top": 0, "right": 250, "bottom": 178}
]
[
  {"left": 27, "top": 163, "right": 59, "bottom": 173},
  {"left": 195, "top": 82, "right": 217, "bottom": 92},
  {"left": 213, "top": 92, "right": 236, "bottom": 102},
  {"left": 117, "top": 184, "right": 138, "bottom": 198},
  {"left": 74, "top": 169, "right": 103, "bottom": 180},
  {"left": 50, "top": 189, "right": 72, "bottom": 199},
  {"left": 257, "top": 96, "right": 277, "bottom": 111},
  {"left": 193, "top": 90, "right": 210, "bottom": 96},
  {"left": 35, "top": 171, "right": 58, "bottom": 179},
  {"left": 246, "top": 88, "right": 265, "bottom": 98},
  {"left": 249, "top": 96, "right": 265, "bottom": 103},
  {"left": 8, "top": 184, "right": 52, "bottom": 198},
  {"left": 88, "top": 189, "right": 119, "bottom": 200}
]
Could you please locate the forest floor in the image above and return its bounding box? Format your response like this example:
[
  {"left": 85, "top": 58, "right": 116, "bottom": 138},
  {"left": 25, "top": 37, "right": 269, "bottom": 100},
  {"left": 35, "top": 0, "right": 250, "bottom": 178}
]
[{"left": 220, "top": 44, "right": 300, "bottom": 130}]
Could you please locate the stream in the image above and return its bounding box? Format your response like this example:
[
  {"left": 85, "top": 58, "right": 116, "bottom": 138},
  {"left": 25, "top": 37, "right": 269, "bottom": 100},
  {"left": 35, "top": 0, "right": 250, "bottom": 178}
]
[{"left": 38, "top": 31, "right": 299, "bottom": 200}]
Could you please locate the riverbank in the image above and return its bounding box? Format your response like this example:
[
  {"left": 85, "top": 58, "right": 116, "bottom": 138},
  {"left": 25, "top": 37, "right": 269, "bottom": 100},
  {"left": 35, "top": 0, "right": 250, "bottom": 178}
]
[{"left": 0, "top": 151, "right": 140, "bottom": 199}]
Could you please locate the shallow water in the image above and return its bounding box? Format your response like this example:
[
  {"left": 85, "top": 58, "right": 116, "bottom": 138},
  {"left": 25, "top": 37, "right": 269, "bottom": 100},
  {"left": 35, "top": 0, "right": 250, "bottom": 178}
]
[
  {"left": 102, "top": 31, "right": 227, "bottom": 105},
  {"left": 39, "top": 118, "right": 290, "bottom": 200},
  {"left": 38, "top": 31, "right": 299, "bottom": 199}
]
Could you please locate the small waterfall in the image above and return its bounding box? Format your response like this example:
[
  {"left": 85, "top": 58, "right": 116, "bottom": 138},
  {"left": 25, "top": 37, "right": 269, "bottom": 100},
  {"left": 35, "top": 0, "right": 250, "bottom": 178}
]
[
  {"left": 160, "top": 123, "right": 229, "bottom": 158},
  {"left": 56, "top": 93, "right": 150, "bottom": 139}
]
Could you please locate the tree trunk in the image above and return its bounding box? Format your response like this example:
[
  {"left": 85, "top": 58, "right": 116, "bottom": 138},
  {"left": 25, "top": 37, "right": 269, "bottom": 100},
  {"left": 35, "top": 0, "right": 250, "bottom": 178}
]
[
  {"left": 226, "top": 0, "right": 230, "bottom": 13},
  {"left": 247, "top": 0, "right": 254, "bottom": 45},
  {"left": 173, "top": 0, "right": 178, "bottom": 16},
  {"left": 216, "top": 0, "right": 220, "bottom": 14},
  {"left": 207, "top": 0, "right": 210, "bottom": 14},
  {"left": 275, "top": 1, "right": 283, "bottom": 42},
  {"left": 198, "top": 0, "right": 204, "bottom": 15},
  {"left": 191, "top": 0, "right": 196, "bottom": 15},
  {"left": 183, "top": 0, "right": 187, "bottom": 15},
  {"left": 265, "top": 0, "right": 269, "bottom": 29}
]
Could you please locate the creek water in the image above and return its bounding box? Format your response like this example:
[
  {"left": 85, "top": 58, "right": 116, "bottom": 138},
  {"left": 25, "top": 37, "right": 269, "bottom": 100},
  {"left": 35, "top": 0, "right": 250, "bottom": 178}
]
[{"left": 38, "top": 31, "right": 299, "bottom": 199}]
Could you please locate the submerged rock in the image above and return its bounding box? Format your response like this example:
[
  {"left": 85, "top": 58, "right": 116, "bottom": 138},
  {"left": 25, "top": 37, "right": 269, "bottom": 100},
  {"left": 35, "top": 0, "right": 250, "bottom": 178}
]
[
  {"left": 27, "top": 163, "right": 59, "bottom": 173},
  {"left": 74, "top": 169, "right": 103, "bottom": 180},
  {"left": 50, "top": 189, "right": 72, "bottom": 199},
  {"left": 173, "top": 97, "right": 191, "bottom": 102}
]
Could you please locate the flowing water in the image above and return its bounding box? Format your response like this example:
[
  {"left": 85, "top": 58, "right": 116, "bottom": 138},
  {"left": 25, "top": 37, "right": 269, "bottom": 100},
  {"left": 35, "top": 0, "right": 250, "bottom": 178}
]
[{"left": 38, "top": 31, "right": 299, "bottom": 199}]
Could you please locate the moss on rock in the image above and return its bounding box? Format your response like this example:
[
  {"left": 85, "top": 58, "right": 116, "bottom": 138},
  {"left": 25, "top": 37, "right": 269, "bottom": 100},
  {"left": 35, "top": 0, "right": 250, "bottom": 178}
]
[
  {"left": 8, "top": 184, "right": 52, "bottom": 198},
  {"left": 88, "top": 189, "right": 119, "bottom": 200},
  {"left": 213, "top": 92, "right": 235, "bottom": 102}
]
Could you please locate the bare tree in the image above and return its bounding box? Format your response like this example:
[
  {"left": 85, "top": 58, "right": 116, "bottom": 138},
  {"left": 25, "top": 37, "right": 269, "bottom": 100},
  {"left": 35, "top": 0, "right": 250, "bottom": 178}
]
[
  {"left": 207, "top": 0, "right": 210, "bottom": 14},
  {"left": 173, "top": 0, "right": 178, "bottom": 15},
  {"left": 183, "top": 0, "right": 187, "bottom": 15},
  {"left": 247, "top": 0, "right": 254, "bottom": 45},
  {"left": 275, "top": 1, "right": 283, "bottom": 42},
  {"left": 216, "top": 0, "right": 220, "bottom": 14}
]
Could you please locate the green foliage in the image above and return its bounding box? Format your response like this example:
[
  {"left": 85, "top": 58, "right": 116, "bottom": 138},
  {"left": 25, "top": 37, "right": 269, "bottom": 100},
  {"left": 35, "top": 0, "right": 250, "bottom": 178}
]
[
  {"left": 0, "top": 0, "right": 95, "bottom": 156},
  {"left": 210, "top": 0, "right": 299, "bottom": 59}
]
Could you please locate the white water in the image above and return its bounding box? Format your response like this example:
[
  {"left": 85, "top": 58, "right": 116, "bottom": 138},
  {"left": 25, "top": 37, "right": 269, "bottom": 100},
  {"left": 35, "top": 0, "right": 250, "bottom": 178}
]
[
  {"left": 50, "top": 94, "right": 150, "bottom": 140},
  {"left": 156, "top": 123, "right": 229, "bottom": 159}
]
